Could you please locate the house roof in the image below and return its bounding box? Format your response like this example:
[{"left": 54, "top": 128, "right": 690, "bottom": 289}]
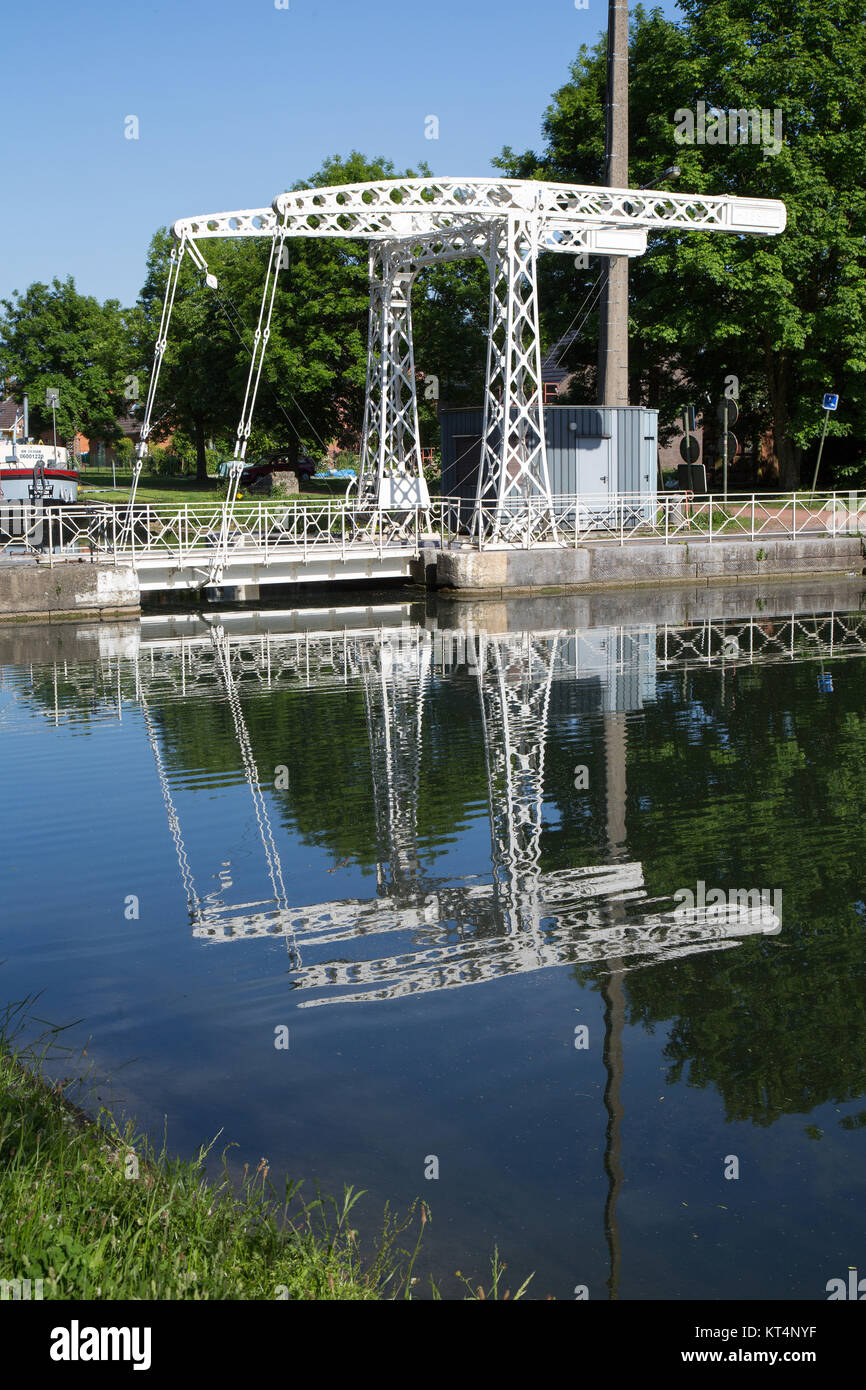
[
  {"left": 0, "top": 397, "right": 21, "bottom": 432},
  {"left": 104, "top": 414, "right": 142, "bottom": 441}
]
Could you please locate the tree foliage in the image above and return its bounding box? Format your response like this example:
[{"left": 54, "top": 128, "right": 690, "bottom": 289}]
[
  {"left": 496, "top": 0, "right": 866, "bottom": 486},
  {"left": 0, "top": 278, "right": 136, "bottom": 446}
]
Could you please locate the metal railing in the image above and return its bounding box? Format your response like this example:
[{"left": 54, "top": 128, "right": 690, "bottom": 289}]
[
  {"left": 439, "top": 491, "right": 866, "bottom": 548},
  {"left": 0, "top": 497, "right": 426, "bottom": 569},
  {"left": 1, "top": 491, "right": 865, "bottom": 569}
]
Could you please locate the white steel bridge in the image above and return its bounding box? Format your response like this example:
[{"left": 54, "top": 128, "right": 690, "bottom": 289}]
[
  {"left": 0, "top": 176, "right": 791, "bottom": 587},
  {"left": 122, "top": 174, "right": 786, "bottom": 575}
]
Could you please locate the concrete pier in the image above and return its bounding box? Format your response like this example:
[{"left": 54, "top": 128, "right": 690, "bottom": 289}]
[
  {"left": 431, "top": 575, "right": 866, "bottom": 634},
  {"left": 0, "top": 536, "right": 863, "bottom": 621},
  {"left": 0, "top": 560, "right": 140, "bottom": 623}
]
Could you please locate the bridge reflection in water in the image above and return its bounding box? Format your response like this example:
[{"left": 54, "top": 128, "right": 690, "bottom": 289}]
[
  {"left": 18, "top": 598, "right": 866, "bottom": 1299},
  {"left": 108, "top": 602, "right": 863, "bottom": 1004}
]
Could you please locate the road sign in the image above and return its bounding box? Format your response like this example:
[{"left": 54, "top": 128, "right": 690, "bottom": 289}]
[
  {"left": 722, "top": 431, "right": 739, "bottom": 459},
  {"left": 823, "top": 393, "right": 839, "bottom": 411},
  {"left": 679, "top": 434, "right": 700, "bottom": 464},
  {"left": 717, "top": 398, "right": 739, "bottom": 428},
  {"left": 45, "top": 387, "right": 60, "bottom": 408},
  {"left": 677, "top": 462, "right": 706, "bottom": 492}
]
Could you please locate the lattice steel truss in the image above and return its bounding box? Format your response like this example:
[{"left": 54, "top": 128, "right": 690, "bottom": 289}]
[
  {"left": 132, "top": 178, "right": 785, "bottom": 548},
  {"left": 358, "top": 246, "right": 426, "bottom": 508},
  {"left": 362, "top": 627, "right": 432, "bottom": 898},
  {"left": 477, "top": 632, "right": 561, "bottom": 934}
]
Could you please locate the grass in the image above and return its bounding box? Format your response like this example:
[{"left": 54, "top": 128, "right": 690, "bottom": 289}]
[
  {"left": 78, "top": 471, "right": 220, "bottom": 507},
  {"left": 0, "top": 996, "right": 429, "bottom": 1300},
  {"left": 0, "top": 995, "right": 536, "bottom": 1301},
  {"left": 77, "top": 470, "right": 352, "bottom": 508}
]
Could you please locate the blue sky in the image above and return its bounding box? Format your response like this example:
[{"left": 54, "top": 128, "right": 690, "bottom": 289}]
[{"left": 2, "top": 0, "right": 682, "bottom": 308}]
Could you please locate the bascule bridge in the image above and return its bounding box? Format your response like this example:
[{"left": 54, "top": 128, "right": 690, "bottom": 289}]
[{"left": 127, "top": 176, "right": 785, "bottom": 574}]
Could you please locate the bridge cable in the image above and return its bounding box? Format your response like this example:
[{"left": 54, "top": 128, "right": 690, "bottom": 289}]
[
  {"left": 136, "top": 664, "right": 203, "bottom": 923},
  {"left": 207, "top": 623, "right": 291, "bottom": 931},
  {"left": 123, "top": 239, "right": 189, "bottom": 534}
]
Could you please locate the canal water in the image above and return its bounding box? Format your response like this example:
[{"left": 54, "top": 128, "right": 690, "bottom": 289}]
[{"left": 2, "top": 580, "right": 866, "bottom": 1300}]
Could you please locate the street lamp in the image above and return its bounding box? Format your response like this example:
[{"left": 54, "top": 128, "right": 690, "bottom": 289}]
[
  {"left": 638, "top": 165, "right": 681, "bottom": 189},
  {"left": 45, "top": 387, "right": 60, "bottom": 461}
]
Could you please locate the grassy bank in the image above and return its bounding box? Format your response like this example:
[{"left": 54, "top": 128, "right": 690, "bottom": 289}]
[{"left": 0, "top": 1003, "right": 428, "bottom": 1300}]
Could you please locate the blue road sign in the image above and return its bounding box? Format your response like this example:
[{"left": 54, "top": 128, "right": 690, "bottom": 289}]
[{"left": 823, "top": 393, "right": 839, "bottom": 411}]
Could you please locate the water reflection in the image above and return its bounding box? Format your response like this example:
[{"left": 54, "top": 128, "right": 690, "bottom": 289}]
[
  {"left": 57, "top": 603, "right": 866, "bottom": 1004},
  {"left": 6, "top": 583, "right": 866, "bottom": 1299}
]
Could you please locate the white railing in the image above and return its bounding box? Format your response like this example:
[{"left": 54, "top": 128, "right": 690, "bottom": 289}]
[
  {"left": 440, "top": 491, "right": 866, "bottom": 548},
  {"left": 1, "top": 491, "right": 865, "bottom": 568},
  {"left": 0, "top": 497, "right": 425, "bottom": 568}
]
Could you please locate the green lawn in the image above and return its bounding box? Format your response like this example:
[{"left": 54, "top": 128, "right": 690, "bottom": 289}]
[
  {"left": 77, "top": 471, "right": 352, "bottom": 507},
  {"left": 78, "top": 471, "right": 220, "bottom": 506}
]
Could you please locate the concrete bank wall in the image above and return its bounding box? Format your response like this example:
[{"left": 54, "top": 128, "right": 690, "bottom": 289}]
[
  {"left": 0, "top": 561, "right": 140, "bottom": 623},
  {"left": 434, "top": 537, "right": 865, "bottom": 595}
]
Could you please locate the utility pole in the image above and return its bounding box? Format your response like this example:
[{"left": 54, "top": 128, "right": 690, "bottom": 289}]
[
  {"left": 598, "top": 0, "right": 629, "bottom": 407},
  {"left": 602, "top": 706, "right": 628, "bottom": 1300}
]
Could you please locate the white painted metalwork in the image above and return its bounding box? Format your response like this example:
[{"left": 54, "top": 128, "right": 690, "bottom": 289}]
[
  {"left": 478, "top": 632, "right": 560, "bottom": 934},
  {"left": 122, "top": 239, "right": 188, "bottom": 542},
  {"left": 437, "top": 489, "right": 866, "bottom": 549},
  {"left": 127, "top": 177, "right": 786, "bottom": 551},
  {"left": 3, "top": 491, "right": 861, "bottom": 588},
  {"left": 475, "top": 215, "right": 556, "bottom": 540},
  {"left": 264, "top": 178, "right": 785, "bottom": 239},
  {"left": 357, "top": 243, "right": 429, "bottom": 510}
]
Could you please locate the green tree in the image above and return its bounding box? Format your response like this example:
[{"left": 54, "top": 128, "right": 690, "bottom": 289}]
[
  {"left": 411, "top": 260, "right": 490, "bottom": 430},
  {"left": 135, "top": 231, "right": 244, "bottom": 481},
  {"left": 496, "top": 0, "right": 866, "bottom": 487},
  {"left": 137, "top": 153, "right": 431, "bottom": 479},
  {"left": 0, "top": 277, "right": 136, "bottom": 447},
  {"left": 136, "top": 151, "right": 495, "bottom": 476}
]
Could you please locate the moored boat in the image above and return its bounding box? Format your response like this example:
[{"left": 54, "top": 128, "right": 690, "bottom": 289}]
[
  {"left": 0, "top": 401, "right": 79, "bottom": 503},
  {"left": 0, "top": 442, "right": 79, "bottom": 503}
]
